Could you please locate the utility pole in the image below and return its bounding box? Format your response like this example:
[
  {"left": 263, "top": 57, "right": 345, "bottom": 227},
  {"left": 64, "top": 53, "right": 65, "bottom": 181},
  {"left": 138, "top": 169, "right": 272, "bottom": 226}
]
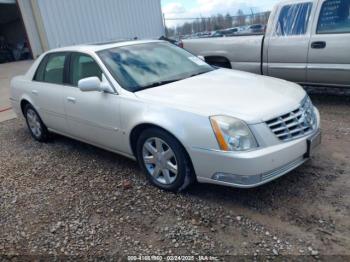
[{"left": 250, "top": 8, "right": 254, "bottom": 24}]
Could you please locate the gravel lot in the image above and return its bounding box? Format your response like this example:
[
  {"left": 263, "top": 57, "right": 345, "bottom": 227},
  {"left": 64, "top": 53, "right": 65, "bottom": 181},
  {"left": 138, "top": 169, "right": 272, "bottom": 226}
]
[{"left": 1, "top": 93, "right": 349, "bottom": 260}]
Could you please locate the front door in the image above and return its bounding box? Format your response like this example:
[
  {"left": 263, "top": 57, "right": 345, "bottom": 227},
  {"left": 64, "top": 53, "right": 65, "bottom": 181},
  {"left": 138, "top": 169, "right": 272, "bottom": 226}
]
[
  {"left": 266, "top": 1, "right": 315, "bottom": 83},
  {"left": 64, "top": 52, "right": 123, "bottom": 150},
  {"left": 307, "top": 0, "right": 350, "bottom": 87}
]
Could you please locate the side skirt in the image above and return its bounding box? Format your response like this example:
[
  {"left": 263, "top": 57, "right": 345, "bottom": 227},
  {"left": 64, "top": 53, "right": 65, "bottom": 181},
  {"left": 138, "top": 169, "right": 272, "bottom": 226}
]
[{"left": 47, "top": 128, "right": 136, "bottom": 161}]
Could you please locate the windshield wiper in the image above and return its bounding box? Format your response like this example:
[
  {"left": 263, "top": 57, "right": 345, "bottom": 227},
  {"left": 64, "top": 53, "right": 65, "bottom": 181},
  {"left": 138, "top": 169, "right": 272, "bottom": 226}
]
[
  {"left": 189, "top": 71, "right": 209, "bottom": 78},
  {"left": 136, "top": 78, "right": 184, "bottom": 92},
  {"left": 135, "top": 70, "right": 213, "bottom": 92}
]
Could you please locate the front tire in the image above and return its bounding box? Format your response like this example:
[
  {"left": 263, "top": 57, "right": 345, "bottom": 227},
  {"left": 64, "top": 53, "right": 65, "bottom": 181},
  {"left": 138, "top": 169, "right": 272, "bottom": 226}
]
[
  {"left": 24, "top": 104, "right": 50, "bottom": 142},
  {"left": 136, "top": 128, "right": 194, "bottom": 192}
]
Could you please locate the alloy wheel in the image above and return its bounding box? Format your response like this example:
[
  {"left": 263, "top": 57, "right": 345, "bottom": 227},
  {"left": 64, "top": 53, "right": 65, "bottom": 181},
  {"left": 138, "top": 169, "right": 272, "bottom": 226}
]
[
  {"left": 142, "top": 137, "right": 178, "bottom": 185},
  {"left": 26, "top": 109, "right": 42, "bottom": 138}
]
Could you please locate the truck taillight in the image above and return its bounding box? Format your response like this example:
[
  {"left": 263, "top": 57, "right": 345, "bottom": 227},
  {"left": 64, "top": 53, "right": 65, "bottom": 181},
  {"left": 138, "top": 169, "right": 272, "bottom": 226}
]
[{"left": 178, "top": 41, "right": 184, "bottom": 48}]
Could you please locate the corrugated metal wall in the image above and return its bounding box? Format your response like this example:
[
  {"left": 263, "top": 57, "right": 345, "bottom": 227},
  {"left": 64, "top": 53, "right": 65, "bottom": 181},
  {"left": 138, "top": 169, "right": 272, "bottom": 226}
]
[
  {"left": 17, "top": 0, "right": 43, "bottom": 57},
  {"left": 36, "top": 0, "right": 164, "bottom": 49}
]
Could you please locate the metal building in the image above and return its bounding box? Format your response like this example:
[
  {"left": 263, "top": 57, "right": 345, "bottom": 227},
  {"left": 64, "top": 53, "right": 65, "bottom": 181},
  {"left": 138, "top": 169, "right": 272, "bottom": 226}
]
[{"left": 0, "top": 0, "right": 164, "bottom": 62}]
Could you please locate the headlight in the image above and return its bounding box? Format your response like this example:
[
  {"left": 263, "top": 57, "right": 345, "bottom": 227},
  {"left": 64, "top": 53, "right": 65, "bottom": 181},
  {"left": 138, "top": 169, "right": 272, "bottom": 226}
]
[
  {"left": 210, "top": 116, "right": 258, "bottom": 151},
  {"left": 304, "top": 95, "right": 313, "bottom": 107}
]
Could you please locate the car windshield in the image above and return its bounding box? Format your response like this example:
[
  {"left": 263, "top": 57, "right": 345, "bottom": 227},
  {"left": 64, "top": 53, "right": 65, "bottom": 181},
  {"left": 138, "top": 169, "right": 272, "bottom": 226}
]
[{"left": 98, "top": 42, "right": 214, "bottom": 92}]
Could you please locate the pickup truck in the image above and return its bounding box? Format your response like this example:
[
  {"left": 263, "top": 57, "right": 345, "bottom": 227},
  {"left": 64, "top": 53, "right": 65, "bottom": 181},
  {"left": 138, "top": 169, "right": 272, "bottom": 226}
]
[{"left": 183, "top": 0, "right": 350, "bottom": 88}]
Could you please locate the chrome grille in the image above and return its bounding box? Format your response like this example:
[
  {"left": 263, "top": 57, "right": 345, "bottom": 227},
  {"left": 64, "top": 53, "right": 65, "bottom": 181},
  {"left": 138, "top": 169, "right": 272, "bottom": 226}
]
[{"left": 266, "top": 96, "right": 316, "bottom": 142}]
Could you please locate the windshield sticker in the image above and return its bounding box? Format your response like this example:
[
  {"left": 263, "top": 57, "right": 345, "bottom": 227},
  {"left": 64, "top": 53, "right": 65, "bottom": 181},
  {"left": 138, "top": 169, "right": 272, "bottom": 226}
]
[{"left": 188, "top": 56, "right": 207, "bottom": 66}]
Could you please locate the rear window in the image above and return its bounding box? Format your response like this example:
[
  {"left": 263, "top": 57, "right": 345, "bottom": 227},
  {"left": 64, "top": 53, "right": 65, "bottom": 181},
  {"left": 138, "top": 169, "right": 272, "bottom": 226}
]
[
  {"left": 275, "top": 2, "right": 313, "bottom": 36},
  {"left": 34, "top": 53, "right": 68, "bottom": 84},
  {"left": 317, "top": 0, "right": 350, "bottom": 34},
  {"left": 43, "top": 54, "right": 67, "bottom": 84},
  {"left": 33, "top": 56, "right": 48, "bottom": 82}
]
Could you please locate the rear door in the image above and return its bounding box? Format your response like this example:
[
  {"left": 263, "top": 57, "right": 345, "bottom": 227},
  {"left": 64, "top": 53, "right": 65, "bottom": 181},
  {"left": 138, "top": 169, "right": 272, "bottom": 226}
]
[
  {"left": 32, "top": 52, "right": 69, "bottom": 133},
  {"left": 266, "top": 0, "right": 315, "bottom": 82},
  {"left": 307, "top": 0, "right": 350, "bottom": 87}
]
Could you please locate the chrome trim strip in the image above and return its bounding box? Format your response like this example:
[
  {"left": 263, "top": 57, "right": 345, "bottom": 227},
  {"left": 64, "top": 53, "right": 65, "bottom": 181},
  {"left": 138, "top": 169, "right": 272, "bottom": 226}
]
[
  {"left": 307, "top": 64, "right": 350, "bottom": 71},
  {"left": 268, "top": 63, "right": 307, "bottom": 70},
  {"left": 261, "top": 156, "right": 304, "bottom": 181},
  {"left": 40, "top": 108, "right": 65, "bottom": 119},
  {"left": 66, "top": 115, "right": 116, "bottom": 131},
  {"left": 299, "top": 82, "right": 350, "bottom": 88}
]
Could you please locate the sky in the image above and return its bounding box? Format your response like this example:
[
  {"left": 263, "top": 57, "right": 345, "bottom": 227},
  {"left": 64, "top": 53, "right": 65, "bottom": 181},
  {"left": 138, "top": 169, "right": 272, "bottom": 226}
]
[{"left": 161, "top": 0, "right": 281, "bottom": 27}]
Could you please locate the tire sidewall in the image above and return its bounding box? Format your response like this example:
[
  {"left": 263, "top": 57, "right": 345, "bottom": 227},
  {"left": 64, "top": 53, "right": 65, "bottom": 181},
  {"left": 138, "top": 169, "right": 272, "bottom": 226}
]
[
  {"left": 136, "top": 128, "right": 189, "bottom": 191},
  {"left": 24, "top": 104, "right": 48, "bottom": 142}
]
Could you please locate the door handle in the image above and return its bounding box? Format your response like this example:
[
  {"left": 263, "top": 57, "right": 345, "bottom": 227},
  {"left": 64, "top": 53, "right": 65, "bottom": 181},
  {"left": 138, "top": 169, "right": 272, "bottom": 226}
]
[
  {"left": 311, "top": 41, "right": 326, "bottom": 49},
  {"left": 66, "top": 97, "right": 76, "bottom": 103},
  {"left": 31, "top": 90, "right": 38, "bottom": 95}
]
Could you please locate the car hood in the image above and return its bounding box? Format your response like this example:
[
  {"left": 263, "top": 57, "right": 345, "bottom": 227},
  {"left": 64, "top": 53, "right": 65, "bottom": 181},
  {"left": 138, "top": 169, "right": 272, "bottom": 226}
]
[{"left": 135, "top": 69, "right": 306, "bottom": 124}]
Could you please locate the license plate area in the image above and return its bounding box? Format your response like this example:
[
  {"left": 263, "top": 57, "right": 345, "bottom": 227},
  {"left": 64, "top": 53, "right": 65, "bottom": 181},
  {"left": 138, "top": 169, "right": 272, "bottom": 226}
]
[{"left": 305, "top": 130, "right": 321, "bottom": 158}]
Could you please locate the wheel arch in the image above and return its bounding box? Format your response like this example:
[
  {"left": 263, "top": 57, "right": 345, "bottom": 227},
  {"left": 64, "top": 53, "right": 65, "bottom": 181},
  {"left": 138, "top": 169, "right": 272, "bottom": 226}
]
[
  {"left": 20, "top": 97, "right": 35, "bottom": 116},
  {"left": 129, "top": 123, "right": 194, "bottom": 172},
  {"left": 204, "top": 56, "right": 232, "bottom": 69},
  {"left": 20, "top": 97, "right": 46, "bottom": 127},
  {"left": 130, "top": 123, "right": 186, "bottom": 159},
  {"left": 129, "top": 122, "right": 197, "bottom": 182}
]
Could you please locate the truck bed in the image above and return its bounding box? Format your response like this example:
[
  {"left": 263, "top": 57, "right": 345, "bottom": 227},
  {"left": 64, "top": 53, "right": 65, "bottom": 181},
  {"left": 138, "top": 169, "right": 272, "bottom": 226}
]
[{"left": 183, "top": 35, "right": 264, "bottom": 74}]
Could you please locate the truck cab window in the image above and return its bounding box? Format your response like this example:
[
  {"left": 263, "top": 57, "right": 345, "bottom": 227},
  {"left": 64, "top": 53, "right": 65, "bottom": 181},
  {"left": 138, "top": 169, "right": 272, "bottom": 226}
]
[
  {"left": 317, "top": 0, "right": 350, "bottom": 34},
  {"left": 275, "top": 3, "right": 313, "bottom": 36}
]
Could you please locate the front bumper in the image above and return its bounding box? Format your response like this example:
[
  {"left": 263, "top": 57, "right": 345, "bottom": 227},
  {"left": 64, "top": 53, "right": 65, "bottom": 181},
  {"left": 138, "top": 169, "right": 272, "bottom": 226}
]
[{"left": 190, "top": 128, "right": 321, "bottom": 188}]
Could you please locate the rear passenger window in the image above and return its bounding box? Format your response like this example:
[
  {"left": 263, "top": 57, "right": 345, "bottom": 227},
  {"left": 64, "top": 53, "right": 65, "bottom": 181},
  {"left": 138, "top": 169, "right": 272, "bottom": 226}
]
[
  {"left": 275, "top": 3, "right": 313, "bottom": 36},
  {"left": 43, "top": 53, "right": 67, "bottom": 84},
  {"left": 33, "top": 56, "right": 47, "bottom": 82},
  {"left": 70, "top": 53, "right": 102, "bottom": 86},
  {"left": 317, "top": 0, "right": 350, "bottom": 34}
]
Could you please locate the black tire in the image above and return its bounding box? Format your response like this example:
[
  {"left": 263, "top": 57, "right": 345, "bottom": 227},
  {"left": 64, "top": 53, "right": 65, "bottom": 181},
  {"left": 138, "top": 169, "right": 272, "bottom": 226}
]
[
  {"left": 136, "top": 128, "right": 195, "bottom": 192},
  {"left": 24, "top": 104, "right": 50, "bottom": 142}
]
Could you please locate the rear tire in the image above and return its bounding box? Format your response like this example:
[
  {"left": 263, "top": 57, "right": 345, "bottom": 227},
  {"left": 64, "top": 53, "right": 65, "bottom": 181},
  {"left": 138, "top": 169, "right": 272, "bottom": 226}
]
[
  {"left": 24, "top": 104, "right": 50, "bottom": 142},
  {"left": 136, "top": 128, "right": 194, "bottom": 192}
]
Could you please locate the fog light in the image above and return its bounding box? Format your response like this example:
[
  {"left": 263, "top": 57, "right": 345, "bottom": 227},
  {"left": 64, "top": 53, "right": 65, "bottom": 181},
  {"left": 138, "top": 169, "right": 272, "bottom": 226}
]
[{"left": 212, "top": 172, "right": 260, "bottom": 185}]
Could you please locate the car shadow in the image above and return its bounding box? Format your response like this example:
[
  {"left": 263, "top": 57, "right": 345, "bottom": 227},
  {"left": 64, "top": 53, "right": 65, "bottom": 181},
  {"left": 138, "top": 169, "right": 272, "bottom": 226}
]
[
  {"left": 184, "top": 161, "right": 324, "bottom": 213},
  {"left": 308, "top": 90, "right": 350, "bottom": 104},
  {"left": 52, "top": 133, "right": 138, "bottom": 169},
  {"left": 51, "top": 131, "right": 323, "bottom": 211}
]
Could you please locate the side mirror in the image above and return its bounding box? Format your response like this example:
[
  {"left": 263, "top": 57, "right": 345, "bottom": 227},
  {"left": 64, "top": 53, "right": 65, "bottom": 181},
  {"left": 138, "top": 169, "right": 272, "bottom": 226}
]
[
  {"left": 78, "top": 77, "right": 101, "bottom": 92},
  {"left": 78, "top": 75, "right": 114, "bottom": 93}
]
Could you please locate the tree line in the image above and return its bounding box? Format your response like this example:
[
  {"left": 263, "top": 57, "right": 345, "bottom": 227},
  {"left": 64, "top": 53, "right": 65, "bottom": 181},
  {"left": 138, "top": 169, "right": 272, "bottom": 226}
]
[{"left": 166, "top": 10, "right": 270, "bottom": 37}]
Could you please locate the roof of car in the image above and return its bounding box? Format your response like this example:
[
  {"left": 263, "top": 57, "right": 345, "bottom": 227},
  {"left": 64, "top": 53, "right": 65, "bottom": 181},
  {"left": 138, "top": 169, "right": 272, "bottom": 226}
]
[{"left": 45, "top": 39, "right": 163, "bottom": 54}]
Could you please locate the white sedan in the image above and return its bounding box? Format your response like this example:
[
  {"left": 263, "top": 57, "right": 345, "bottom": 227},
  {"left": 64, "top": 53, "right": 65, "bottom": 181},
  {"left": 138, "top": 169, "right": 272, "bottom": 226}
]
[{"left": 10, "top": 40, "right": 321, "bottom": 191}]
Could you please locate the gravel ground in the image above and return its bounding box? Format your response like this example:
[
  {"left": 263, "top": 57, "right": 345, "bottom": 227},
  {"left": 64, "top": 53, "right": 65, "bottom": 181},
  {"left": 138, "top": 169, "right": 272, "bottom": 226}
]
[{"left": 0, "top": 93, "right": 350, "bottom": 260}]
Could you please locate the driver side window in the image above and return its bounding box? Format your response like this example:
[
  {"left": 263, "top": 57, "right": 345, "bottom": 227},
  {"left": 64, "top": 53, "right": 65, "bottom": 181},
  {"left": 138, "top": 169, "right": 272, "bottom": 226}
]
[{"left": 70, "top": 53, "right": 102, "bottom": 86}]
